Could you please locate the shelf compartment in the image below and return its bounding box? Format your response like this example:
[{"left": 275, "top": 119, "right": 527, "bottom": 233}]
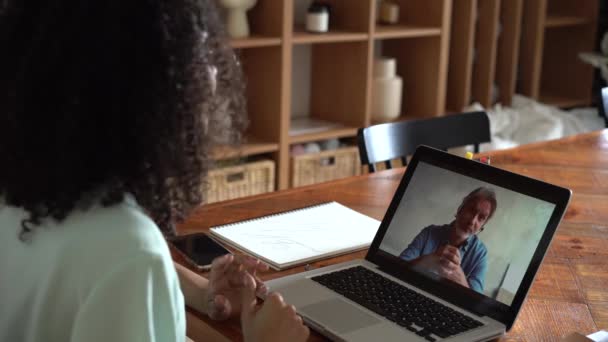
[
  {"left": 539, "top": 26, "right": 596, "bottom": 108},
  {"left": 378, "top": 35, "right": 447, "bottom": 119},
  {"left": 211, "top": 138, "right": 279, "bottom": 160},
  {"left": 230, "top": 35, "right": 281, "bottom": 49},
  {"left": 291, "top": 0, "right": 371, "bottom": 45},
  {"left": 238, "top": 46, "right": 283, "bottom": 146},
  {"left": 290, "top": 40, "right": 368, "bottom": 142},
  {"left": 374, "top": 25, "right": 441, "bottom": 40},
  {"left": 292, "top": 29, "right": 368, "bottom": 44},
  {"left": 544, "top": 15, "right": 591, "bottom": 28}
]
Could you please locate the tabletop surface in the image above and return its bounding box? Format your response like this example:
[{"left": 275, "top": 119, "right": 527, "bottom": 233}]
[{"left": 177, "top": 129, "right": 608, "bottom": 341}]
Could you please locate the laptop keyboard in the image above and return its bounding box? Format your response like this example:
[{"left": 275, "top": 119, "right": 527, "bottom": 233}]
[{"left": 311, "top": 266, "right": 484, "bottom": 341}]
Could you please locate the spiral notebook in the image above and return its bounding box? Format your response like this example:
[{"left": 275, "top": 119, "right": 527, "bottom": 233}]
[{"left": 209, "top": 202, "right": 381, "bottom": 270}]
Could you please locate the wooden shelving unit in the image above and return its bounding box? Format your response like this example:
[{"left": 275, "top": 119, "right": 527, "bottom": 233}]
[
  {"left": 217, "top": 0, "right": 596, "bottom": 196},
  {"left": 518, "top": 0, "right": 598, "bottom": 108},
  {"left": 445, "top": 0, "right": 523, "bottom": 112},
  {"left": 221, "top": 0, "right": 453, "bottom": 190}
]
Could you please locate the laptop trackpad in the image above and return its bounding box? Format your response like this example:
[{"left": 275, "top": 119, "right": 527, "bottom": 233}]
[{"left": 301, "top": 298, "right": 382, "bottom": 334}]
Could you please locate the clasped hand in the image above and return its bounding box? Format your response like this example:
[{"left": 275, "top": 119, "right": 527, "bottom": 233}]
[
  {"left": 415, "top": 245, "right": 468, "bottom": 288},
  {"left": 204, "top": 254, "right": 268, "bottom": 320},
  {"left": 433, "top": 245, "right": 468, "bottom": 287},
  {"left": 205, "top": 254, "right": 310, "bottom": 342}
]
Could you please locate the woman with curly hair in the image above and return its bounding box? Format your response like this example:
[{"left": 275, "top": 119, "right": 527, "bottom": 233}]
[{"left": 0, "top": 1, "right": 308, "bottom": 341}]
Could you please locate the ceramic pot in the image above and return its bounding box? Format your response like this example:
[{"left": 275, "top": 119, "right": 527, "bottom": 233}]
[
  {"left": 218, "top": 0, "right": 258, "bottom": 38},
  {"left": 371, "top": 58, "right": 403, "bottom": 121}
]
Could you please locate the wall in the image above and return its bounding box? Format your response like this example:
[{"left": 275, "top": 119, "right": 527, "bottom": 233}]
[{"left": 379, "top": 161, "right": 555, "bottom": 304}]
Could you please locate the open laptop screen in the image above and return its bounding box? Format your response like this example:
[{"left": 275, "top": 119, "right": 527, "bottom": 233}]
[
  {"left": 366, "top": 146, "right": 571, "bottom": 330},
  {"left": 378, "top": 161, "right": 555, "bottom": 306}
]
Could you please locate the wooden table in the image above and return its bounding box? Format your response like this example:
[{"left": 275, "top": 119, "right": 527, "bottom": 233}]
[{"left": 178, "top": 130, "right": 608, "bottom": 341}]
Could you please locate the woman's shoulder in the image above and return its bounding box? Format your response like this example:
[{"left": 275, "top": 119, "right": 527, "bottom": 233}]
[{"left": 66, "top": 197, "right": 166, "bottom": 253}]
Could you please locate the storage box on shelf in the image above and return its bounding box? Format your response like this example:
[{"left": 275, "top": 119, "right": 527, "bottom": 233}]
[
  {"left": 206, "top": 159, "right": 275, "bottom": 204},
  {"left": 290, "top": 146, "right": 361, "bottom": 187}
]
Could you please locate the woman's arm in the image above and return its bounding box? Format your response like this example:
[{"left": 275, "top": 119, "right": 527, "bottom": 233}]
[
  {"left": 174, "top": 262, "right": 210, "bottom": 314},
  {"left": 174, "top": 254, "right": 270, "bottom": 321}
]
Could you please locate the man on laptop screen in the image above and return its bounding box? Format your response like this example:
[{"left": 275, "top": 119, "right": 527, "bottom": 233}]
[
  {"left": 399, "top": 187, "right": 496, "bottom": 294},
  {"left": 382, "top": 161, "right": 556, "bottom": 306}
]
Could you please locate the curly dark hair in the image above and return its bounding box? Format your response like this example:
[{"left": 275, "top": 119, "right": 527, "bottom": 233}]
[{"left": 0, "top": 0, "right": 247, "bottom": 240}]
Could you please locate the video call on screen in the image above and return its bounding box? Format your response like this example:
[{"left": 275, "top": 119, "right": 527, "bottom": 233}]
[{"left": 379, "top": 162, "right": 555, "bottom": 306}]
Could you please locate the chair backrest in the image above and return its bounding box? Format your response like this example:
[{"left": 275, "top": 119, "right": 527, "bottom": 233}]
[
  {"left": 357, "top": 111, "right": 491, "bottom": 172},
  {"left": 600, "top": 87, "right": 608, "bottom": 128}
]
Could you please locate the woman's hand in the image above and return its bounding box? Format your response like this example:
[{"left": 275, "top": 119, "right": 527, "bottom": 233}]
[
  {"left": 240, "top": 274, "right": 310, "bottom": 342},
  {"left": 204, "top": 254, "right": 269, "bottom": 320}
]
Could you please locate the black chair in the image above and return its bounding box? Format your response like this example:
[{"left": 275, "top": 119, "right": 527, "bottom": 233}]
[
  {"left": 357, "top": 111, "right": 491, "bottom": 172},
  {"left": 600, "top": 87, "right": 608, "bottom": 128}
]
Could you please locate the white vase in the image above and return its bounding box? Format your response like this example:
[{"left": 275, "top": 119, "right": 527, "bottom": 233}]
[
  {"left": 371, "top": 58, "right": 403, "bottom": 121},
  {"left": 219, "top": 0, "right": 258, "bottom": 38}
]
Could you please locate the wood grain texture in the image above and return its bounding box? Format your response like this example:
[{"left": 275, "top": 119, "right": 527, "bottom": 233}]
[
  {"left": 181, "top": 130, "right": 608, "bottom": 341},
  {"left": 445, "top": 0, "right": 477, "bottom": 112},
  {"left": 311, "top": 42, "right": 369, "bottom": 127},
  {"left": 572, "top": 263, "right": 608, "bottom": 303},
  {"left": 518, "top": 0, "right": 546, "bottom": 98},
  {"left": 186, "top": 310, "right": 231, "bottom": 342},
  {"left": 527, "top": 261, "right": 585, "bottom": 303},
  {"left": 495, "top": 0, "right": 522, "bottom": 106},
  {"left": 507, "top": 299, "right": 597, "bottom": 340},
  {"left": 277, "top": 0, "right": 292, "bottom": 190},
  {"left": 588, "top": 303, "right": 608, "bottom": 331},
  {"left": 471, "top": 0, "right": 501, "bottom": 108}
]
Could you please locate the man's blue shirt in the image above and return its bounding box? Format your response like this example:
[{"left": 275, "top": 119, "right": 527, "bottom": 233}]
[{"left": 399, "top": 224, "right": 488, "bottom": 293}]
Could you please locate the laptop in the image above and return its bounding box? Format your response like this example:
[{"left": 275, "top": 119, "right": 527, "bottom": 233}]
[{"left": 265, "top": 145, "right": 571, "bottom": 342}]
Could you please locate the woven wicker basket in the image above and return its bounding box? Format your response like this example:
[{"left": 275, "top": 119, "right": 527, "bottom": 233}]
[
  {"left": 206, "top": 160, "right": 275, "bottom": 203},
  {"left": 291, "top": 147, "right": 361, "bottom": 187}
]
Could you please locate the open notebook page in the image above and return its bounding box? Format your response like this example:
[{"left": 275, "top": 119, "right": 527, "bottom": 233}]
[{"left": 210, "top": 202, "right": 381, "bottom": 270}]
